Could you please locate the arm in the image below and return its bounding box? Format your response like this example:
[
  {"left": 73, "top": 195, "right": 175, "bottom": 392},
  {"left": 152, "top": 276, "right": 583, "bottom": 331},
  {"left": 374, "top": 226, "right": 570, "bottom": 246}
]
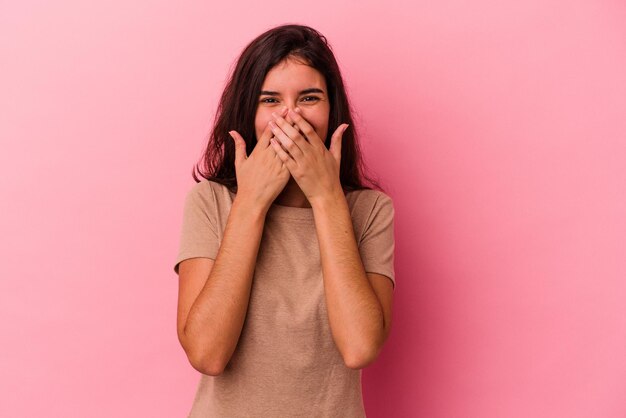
[
  {"left": 311, "top": 190, "right": 394, "bottom": 369},
  {"left": 176, "top": 196, "right": 267, "bottom": 376}
]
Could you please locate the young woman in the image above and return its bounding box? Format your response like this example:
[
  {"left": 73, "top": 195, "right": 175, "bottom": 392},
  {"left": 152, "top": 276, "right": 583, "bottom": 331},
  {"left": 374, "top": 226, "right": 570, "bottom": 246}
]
[{"left": 174, "top": 24, "right": 395, "bottom": 417}]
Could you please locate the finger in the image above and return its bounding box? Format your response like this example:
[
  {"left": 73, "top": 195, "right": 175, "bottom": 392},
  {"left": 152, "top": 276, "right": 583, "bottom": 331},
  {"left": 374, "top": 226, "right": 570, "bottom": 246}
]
[
  {"left": 288, "top": 108, "right": 323, "bottom": 149},
  {"left": 284, "top": 113, "right": 299, "bottom": 129},
  {"left": 228, "top": 130, "right": 247, "bottom": 165},
  {"left": 271, "top": 110, "right": 307, "bottom": 152},
  {"left": 271, "top": 132, "right": 289, "bottom": 155},
  {"left": 271, "top": 109, "right": 308, "bottom": 159},
  {"left": 329, "top": 124, "right": 349, "bottom": 161},
  {"left": 269, "top": 136, "right": 295, "bottom": 167},
  {"left": 269, "top": 120, "right": 304, "bottom": 160},
  {"left": 257, "top": 120, "right": 276, "bottom": 147}
]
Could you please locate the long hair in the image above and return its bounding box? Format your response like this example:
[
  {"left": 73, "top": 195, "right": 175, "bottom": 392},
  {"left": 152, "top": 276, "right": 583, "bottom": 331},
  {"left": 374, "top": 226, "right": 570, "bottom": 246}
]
[{"left": 192, "top": 23, "right": 386, "bottom": 194}]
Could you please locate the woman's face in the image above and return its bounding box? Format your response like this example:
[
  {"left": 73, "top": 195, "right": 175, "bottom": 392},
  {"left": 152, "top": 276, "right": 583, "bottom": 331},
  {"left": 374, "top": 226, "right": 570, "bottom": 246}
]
[{"left": 255, "top": 57, "right": 330, "bottom": 145}]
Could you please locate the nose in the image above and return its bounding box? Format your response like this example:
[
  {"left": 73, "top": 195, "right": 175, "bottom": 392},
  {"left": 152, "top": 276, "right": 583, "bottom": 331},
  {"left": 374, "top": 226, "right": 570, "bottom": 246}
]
[
  {"left": 283, "top": 106, "right": 300, "bottom": 126},
  {"left": 280, "top": 105, "right": 299, "bottom": 113}
]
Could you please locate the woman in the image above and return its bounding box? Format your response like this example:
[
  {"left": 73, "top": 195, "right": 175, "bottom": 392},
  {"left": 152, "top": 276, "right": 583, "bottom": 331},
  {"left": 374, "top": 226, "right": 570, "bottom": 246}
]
[{"left": 174, "top": 24, "right": 395, "bottom": 417}]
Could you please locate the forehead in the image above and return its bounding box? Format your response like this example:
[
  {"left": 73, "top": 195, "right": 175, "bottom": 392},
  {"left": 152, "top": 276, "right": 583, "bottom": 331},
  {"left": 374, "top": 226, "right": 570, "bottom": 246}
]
[{"left": 262, "top": 58, "right": 326, "bottom": 90}]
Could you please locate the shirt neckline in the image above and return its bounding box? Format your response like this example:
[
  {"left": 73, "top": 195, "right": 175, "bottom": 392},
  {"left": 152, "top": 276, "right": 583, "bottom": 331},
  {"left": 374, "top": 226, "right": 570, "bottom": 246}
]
[{"left": 226, "top": 189, "right": 315, "bottom": 221}]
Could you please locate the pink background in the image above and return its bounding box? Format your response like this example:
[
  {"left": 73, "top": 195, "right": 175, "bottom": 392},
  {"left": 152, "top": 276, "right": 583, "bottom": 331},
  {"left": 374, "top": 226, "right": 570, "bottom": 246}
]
[{"left": 1, "top": 1, "right": 625, "bottom": 417}]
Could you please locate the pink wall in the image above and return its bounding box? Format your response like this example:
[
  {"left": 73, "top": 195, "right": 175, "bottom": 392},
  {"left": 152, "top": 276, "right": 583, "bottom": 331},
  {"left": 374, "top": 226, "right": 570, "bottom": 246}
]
[{"left": 1, "top": 1, "right": 625, "bottom": 417}]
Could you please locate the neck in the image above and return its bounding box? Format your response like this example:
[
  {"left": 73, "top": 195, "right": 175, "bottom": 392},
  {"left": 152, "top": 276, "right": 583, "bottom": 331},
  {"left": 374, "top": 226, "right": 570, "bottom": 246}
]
[{"left": 273, "top": 177, "right": 311, "bottom": 208}]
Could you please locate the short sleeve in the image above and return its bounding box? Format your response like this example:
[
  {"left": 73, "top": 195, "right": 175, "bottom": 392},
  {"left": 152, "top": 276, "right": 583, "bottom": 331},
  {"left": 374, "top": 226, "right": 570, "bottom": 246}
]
[
  {"left": 173, "top": 183, "right": 220, "bottom": 275},
  {"left": 358, "top": 193, "right": 396, "bottom": 289}
]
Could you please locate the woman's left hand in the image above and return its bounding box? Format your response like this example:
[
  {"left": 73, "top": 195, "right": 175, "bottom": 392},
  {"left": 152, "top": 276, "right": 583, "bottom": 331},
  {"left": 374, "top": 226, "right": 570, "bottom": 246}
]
[{"left": 268, "top": 108, "right": 349, "bottom": 205}]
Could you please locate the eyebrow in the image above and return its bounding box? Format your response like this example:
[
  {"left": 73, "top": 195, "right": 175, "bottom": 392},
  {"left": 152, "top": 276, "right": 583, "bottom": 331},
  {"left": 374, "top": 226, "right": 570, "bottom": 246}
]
[{"left": 259, "top": 88, "right": 325, "bottom": 96}]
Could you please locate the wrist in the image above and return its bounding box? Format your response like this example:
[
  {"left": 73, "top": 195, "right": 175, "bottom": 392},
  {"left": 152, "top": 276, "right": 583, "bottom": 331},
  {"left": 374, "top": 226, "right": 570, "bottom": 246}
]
[
  {"left": 309, "top": 186, "right": 346, "bottom": 211},
  {"left": 232, "top": 194, "right": 269, "bottom": 219}
]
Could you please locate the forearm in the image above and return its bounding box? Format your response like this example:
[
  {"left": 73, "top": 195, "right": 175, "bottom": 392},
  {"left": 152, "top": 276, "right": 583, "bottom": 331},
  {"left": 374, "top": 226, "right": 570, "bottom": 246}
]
[
  {"left": 184, "top": 196, "right": 267, "bottom": 373},
  {"left": 311, "top": 189, "right": 385, "bottom": 368}
]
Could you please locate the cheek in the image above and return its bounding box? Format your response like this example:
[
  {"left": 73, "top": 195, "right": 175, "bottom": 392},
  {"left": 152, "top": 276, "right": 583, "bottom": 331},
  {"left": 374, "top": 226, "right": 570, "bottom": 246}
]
[
  {"left": 298, "top": 110, "right": 329, "bottom": 137},
  {"left": 255, "top": 111, "right": 272, "bottom": 138},
  {"left": 317, "top": 119, "right": 330, "bottom": 140}
]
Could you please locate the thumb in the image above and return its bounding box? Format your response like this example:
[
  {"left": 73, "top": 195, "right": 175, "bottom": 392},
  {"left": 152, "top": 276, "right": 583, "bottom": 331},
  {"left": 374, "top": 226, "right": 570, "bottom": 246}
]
[
  {"left": 329, "top": 124, "right": 348, "bottom": 162},
  {"left": 228, "top": 130, "right": 247, "bottom": 165}
]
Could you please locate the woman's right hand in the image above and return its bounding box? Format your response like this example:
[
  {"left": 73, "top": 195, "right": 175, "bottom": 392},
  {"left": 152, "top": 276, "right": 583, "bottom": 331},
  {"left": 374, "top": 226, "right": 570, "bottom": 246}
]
[{"left": 228, "top": 112, "right": 291, "bottom": 211}]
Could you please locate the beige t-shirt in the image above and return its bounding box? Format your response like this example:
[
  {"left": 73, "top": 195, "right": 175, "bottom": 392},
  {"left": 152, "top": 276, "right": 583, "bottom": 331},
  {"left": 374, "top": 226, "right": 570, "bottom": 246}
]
[{"left": 174, "top": 178, "right": 395, "bottom": 417}]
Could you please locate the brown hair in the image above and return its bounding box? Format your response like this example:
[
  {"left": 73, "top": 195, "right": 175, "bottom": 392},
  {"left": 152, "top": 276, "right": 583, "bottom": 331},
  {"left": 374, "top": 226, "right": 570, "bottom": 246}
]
[{"left": 192, "top": 23, "right": 386, "bottom": 193}]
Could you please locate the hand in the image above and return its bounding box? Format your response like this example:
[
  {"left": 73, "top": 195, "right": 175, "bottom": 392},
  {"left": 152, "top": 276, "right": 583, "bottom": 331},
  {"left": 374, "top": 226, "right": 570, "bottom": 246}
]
[
  {"left": 228, "top": 109, "right": 291, "bottom": 210},
  {"left": 268, "top": 108, "right": 349, "bottom": 205}
]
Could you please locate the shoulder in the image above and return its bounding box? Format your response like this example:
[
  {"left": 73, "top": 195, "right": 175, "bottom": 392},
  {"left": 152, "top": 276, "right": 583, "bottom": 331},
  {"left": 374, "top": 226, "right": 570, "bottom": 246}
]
[
  {"left": 345, "top": 188, "right": 394, "bottom": 215},
  {"left": 344, "top": 188, "right": 394, "bottom": 238},
  {"left": 185, "top": 178, "right": 232, "bottom": 201},
  {"left": 187, "top": 178, "right": 216, "bottom": 195},
  {"left": 182, "top": 179, "right": 234, "bottom": 216}
]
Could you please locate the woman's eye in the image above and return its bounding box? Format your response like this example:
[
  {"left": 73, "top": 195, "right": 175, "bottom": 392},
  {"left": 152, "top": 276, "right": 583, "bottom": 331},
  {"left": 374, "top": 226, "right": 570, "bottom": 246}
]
[{"left": 260, "top": 96, "right": 319, "bottom": 104}]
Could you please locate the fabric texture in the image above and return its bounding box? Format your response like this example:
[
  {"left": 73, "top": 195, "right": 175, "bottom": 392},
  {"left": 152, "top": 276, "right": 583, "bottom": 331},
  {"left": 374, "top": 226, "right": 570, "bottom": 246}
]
[{"left": 174, "top": 178, "right": 395, "bottom": 417}]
